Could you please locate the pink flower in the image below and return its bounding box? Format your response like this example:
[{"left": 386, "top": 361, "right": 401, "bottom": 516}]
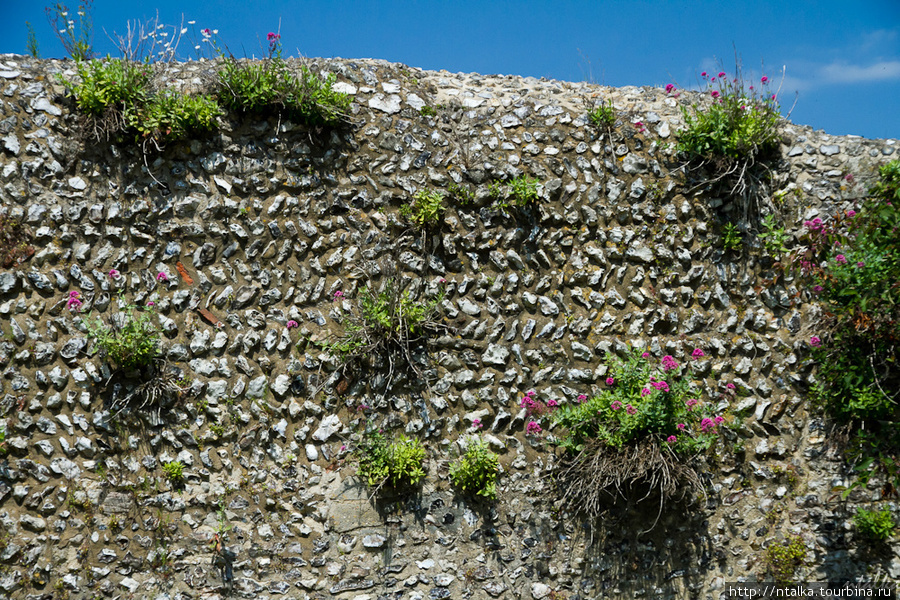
[
  {"left": 66, "top": 297, "right": 83, "bottom": 312},
  {"left": 641, "top": 388, "right": 651, "bottom": 397},
  {"left": 692, "top": 348, "right": 705, "bottom": 359},
  {"left": 605, "top": 377, "right": 615, "bottom": 386},
  {"left": 626, "top": 404, "right": 637, "bottom": 415},
  {"left": 286, "top": 320, "right": 299, "bottom": 329},
  {"left": 651, "top": 381, "right": 670, "bottom": 393},
  {"left": 472, "top": 418, "right": 482, "bottom": 429},
  {"left": 847, "top": 209, "right": 857, "bottom": 217},
  {"left": 677, "top": 423, "right": 686, "bottom": 430},
  {"left": 69, "top": 290, "right": 81, "bottom": 298},
  {"left": 809, "top": 336, "right": 822, "bottom": 347},
  {"left": 157, "top": 272, "right": 169, "bottom": 282},
  {"left": 700, "top": 417, "right": 716, "bottom": 433},
  {"left": 761, "top": 75, "right": 769, "bottom": 84},
  {"left": 665, "top": 83, "right": 676, "bottom": 94},
  {"left": 661, "top": 355, "right": 679, "bottom": 372},
  {"left": 526, "top": 421, "right": 542, "bottom": 435},
  {"left": 835, "top": 254, "right": 847, "bottom": 265},
  {"left": 641, "top": 352, "right": 650, "bottom": 359},
  {"left": 526, "top": 389, "right": 536, "bottom": 398},
  {"left": 667, "top": 435, "right": 677, "bottom": 443},
  {"left": 146, "top": 301, "right": 155, "bottom": 307},
  {"left": 611, "top": 400, "right": 622, "bottom": 411},
  {"left": 711, "top": 90, "right": 720, "bottom": 98},
  {"left": 700, "top": 71, "right": 707, "bottom": 77},
  {"left": 726, "top": 383, "right": 736, "bottom": 391},
  {"left": 686, "top": 398, "right": 699, "bottom": 410},
  {"left": 857, "top": 261, "right": 865, "bottom": 268},
  {"left": 812, "top": 285, "right": 823, "bottom": 293},
  {"left": 634, "top": 121, "right": 644, "bottom": 129},
  {"left": 577, "top": 394, "right": 587, "bottom": 402},
  {"left": 333, "top": 290, "right": 344, "bottom": 301},
  {"left": 267, "top": 32, "right": 280, "bottom": 42},
  {"left": 714, "top": 416, "right": 725, "bottom": 424},
  {"left": 717, "top": 71, "right": 726, "bottom": 78},
  {"left": 547, "top": 398, "right": 559, "bottom": 408},
  {"left": 108, "top": 269, "right": 121, "bottom": 280}
]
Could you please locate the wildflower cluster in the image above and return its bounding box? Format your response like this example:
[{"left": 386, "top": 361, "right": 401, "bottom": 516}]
[
  {"left": 792, "top": 160, "right": 900, "bottom": 423},
  {"left": 552, "top": 348, "right": 725, "bottom": 455},
  {"left": 519, "top": 389, "right": 559, "bottom": 436}
]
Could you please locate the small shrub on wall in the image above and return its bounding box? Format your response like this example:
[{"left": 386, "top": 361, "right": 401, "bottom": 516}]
[{"left": 550, "top": 347, "right": 726, "bottom": 522}]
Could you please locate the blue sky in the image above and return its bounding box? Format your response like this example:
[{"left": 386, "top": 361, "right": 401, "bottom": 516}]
[{"left": 2, "top": 1, "right": 898, "bottom": 140}]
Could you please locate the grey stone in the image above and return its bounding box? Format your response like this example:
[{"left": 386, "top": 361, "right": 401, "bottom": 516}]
[
  {"left": 312, "top": 414, "right": 342, "bottom": 442},
  {"left": 483, "top": 344, "right": 509, "bottom": 367}
]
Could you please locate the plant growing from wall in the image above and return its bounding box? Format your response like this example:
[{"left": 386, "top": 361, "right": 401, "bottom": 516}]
[
  {"left": 0, "top": 214, "right": 34, "bottom": 269},
  {"left": 792, "top": 160, "right": 900, "bottom": 496},
  {"left": 551, "top": 347, "right": 725, "bottom": 523},
  {"left": 762, "top": 535, "right": 807, "bottom": 584},
  {"left": 318, "top": 265, "right": 446, "bottom": 394},
  {"left": 450, "top": 436, "right": 500, "bottom": 500},
  {"left": 356, "top": 428, "right": 425, "bottom": 492},
  {"left": 854, "top": 507, "right": 895, "bottom": 543},
  {"left": 758, "top": 213, "right": 789, "bottom": 258},
  {"left": 721, "top": 222, "right": 743, "bottom": 253},
  {"left": 400, "top": 189, "right": 445, "bottom": 229},
  {"left": 84, "top": 304, "right": 160, "bottom": 371},
  {"left": 46, "top": 0, "right": 93, "bottom": 60},
  {"left": 676, "top": 60, "right": 784, "bottom": 223},
  {"left": 162, "top": 460, "right": 185, "bottom": 484},
  {"left": 214, "top": 32, "right": 350, "bottom": 126},
  {"left": 586, "top": 98, "right": 616, "bottom": 129},
  {"left": 489, "top": 175, "right": 542, "bottom": 213}
]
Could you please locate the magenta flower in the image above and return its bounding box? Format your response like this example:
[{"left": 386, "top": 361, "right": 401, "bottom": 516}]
[
  {"left": 726, "top": 383, "right": 736, "bottom": 391},
  {"left": 626, "top": 404, "right": 637, "bottom": 415},
  {"left": 686, "top": 398, "right": 699, "bottom": 410},
  {"left": 661, "top": 355, "right": 679, "bottom": 372},
  {"left": 666, "top": 435, "right": 677, "bottom": 443},
  {"left": 813, "top": 285, "right": 823, "bottom": 293},
  {"left": 665, "top": 83, "right": 676, "bottom": 94},
  {"left": 717, "top": 71, "right": 726, "bottom": 78},
  {"left": 677, "top": 423, "right": 686, "bottom": 430},
  {"left": 847, "top": 209, "right": 857, "bottom": 217},
  {"left": 640, "top": 388, "right": 651, "bottom": 397},
  {"left": 711, "top": 90, "right": 720, "bottom": 98},
  {"left": 714, "top": 416, "right": 725, "bottom": 424},
  {"left": 526, "top": 421, "right": 542, "bottom": 435},
  {"left": 605, "top": 377, "right": 615, "bottom": 386},
  {"left": 69, "top": 290, "right": 80, "bottom": 298},
  {"left": 700, "top": 71, "right": 707, "bottom": 77},
  {"left": 108, "top": 269, "right": 121, "bottom": 280},
  {"left": 333, "top": 290, "right": 344, "bottom": 301},
  {"left": 157, "top": 272, "right": 169, "bottom": 282},
  {"left": 809, "top": 336, "right": 822, "bottom": 347},
  {"left": 66, "top": 295, "right": 83, "bottom": 311},
  {"left": 641, "top": 352, "right": 650, "bottom": 359},
  {"left": 651, "top": 381, "right": 670, "bottom": 393},
  {"left": 146, "top": 301, "right": 155, "bottom": 307},
  {"left": 835, "top": 254, "right": 847, "bottom": 265},
  {"left": 700, "top": 417, "right": 716, "bottom": 433},
  {"left": 761, "top": 75, "right": 769, "bottom": 84},
  {"left": 526, "top": 389, "right": 536, "bottom": 398},
  {"left": 692, "top": 348, "right": 705, "bottom": 359},
  {"left": 611, "top": 400, "right": 622, "bottom": 411},
  {"left": 547, "top": 398, "right": 559, "bottom": 408},
  {"left": 857, "top": 261, "right": 865, "bottom": 268},
  {"left": 472, "top": 418, "right": 482, "bottom": 429},
  {"left": 286, "top": 320, "right": 299, "bottom": 329},
  {"left": 267, "top": 32, "right": 280, "bottom": 42},
  {"left": 577, "top": 393, "right": 587, "bottom": 402}
]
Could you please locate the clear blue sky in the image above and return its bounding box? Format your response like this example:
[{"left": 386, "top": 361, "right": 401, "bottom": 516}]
[{"left": 2, "top": 1, "right": 899, "bottom": 140}]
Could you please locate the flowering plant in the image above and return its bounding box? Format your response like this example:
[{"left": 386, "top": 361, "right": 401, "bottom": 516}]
[
  {"left": 553, "top": 348, "right": 724, "bottom": 455},
  {"left": 675, "top": 58, "right": 786, "bottom": 223}
]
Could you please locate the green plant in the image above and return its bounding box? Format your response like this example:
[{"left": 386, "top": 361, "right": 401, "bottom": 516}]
[
  {"left": 162, "top": 460, "right": 184, "bottom": 484},
  {"left": 508, "top": 175, "right": 540, "bottom": 206},
  {"left": 758, "top": 213, "right": 789, "bottom": 257},
  {"left": 450, "top": 436, "right": 499, "bottom": 500},
  {"left": 419, "top": 105, "right": 437, "bottom": 117},
  {"left": 550, "top": 347, "right": 725, "bottom": 520},
  {"left": 26, "top": 21, "right": 40, "bottom": 58},
  {"left": 320, "top": 274, "right": 445, "bottom": 392},
  {"left": 65, "top": 57, "right": 151, "bottom": 115},
  {"left": 400, "top": 189, "right": 445, "bottom": 228},
  {"left": 721, "top": 222, "right": 743, "bottom": 253},
  {"left": 214, "top": 34, "right": 350, "bottom": 126},
  {"left": 676, "top": 61, "right": 783, "bottom": 222},
  {"left": 356, "top": 430, "right": 425, "bottom": 490},
  {"left": 128, "top": 91, "right": 221, "bottom": 144},
  {"left": 487, "top": 180, "right": 505, "bottom": 200},
  {"left": 587, "top": 99, "right": 616, "bottom": 129},
  {"left": 763, "top": 535, "right": 807, "bottom": 584},
  {"left": 0, "top": 214, "right": 34, "bottom": 269},
  {"left": 46, "top": 0, "right": 93, "bottom": 60},
  {"left": 447, "top": 181, "right": 474, "bottom": 205},
  {"left": 0, "top": 420, "right": 7, "bottom": 457},
  {"left": 854, "top": 507, "right": 895, "bottom": 542},
  {"left": 83, "top": 304, "right": 160, "bottom": 370}
]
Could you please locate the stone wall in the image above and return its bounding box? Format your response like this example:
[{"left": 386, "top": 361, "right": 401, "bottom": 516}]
[{"left": 0, "top": 53, "right": 898, "bottom": 599}]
